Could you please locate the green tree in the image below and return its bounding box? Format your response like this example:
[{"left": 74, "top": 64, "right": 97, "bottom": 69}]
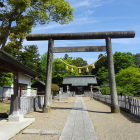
[
  {"left": 134, "top": 53, "right": 140, "bottom": 67},
  {"left": 51, "top": 84, "right": 59, "bottom": 96},
  {"left": 72, "top": 57, "right": 87, "bottom": 67},
  {"left": 72, "top": 57, "right": 91, "bottom": 75},
  {"left": 21, "top": 45, "right": 40, "bottom": 72},
  {"left": 97, "top": 66, "right": 109, "bottom": 85},
  {"left": 38, "top": 52, "right": 48, "bottom": 82},
  {"left": 52, "top": 57, "right": 79, "bottom": 85},
  {"left": 91, "top": 54, "right": 107, "bottom": 75},
  {"left": 113, "top": 52, "right": 134, "bottom": 73},
  {"left": 100, "top": 85, "right": 110, "bottom": 95},
  {"left": 0, "top": 73, "right": 13, "bottom": 86},
  {"left": 39, "top": 53, "right": 92, "bottom": 85},
  {"left": 63, "top": 54, "right": 69, "bottom": 60},
  {"left": 4, "top": 40, "right": 23, "bottom": 61},
  {"left": 116, "top": 66, "right": 140, "bottom": 96},
  {"left": 0, "top": 0, "right": 74, "bottom": 49}
]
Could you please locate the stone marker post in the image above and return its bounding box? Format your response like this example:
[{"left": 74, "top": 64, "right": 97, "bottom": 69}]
[
  {"left": 43, "top": 39, "right": 54, "bottom": 113},
  {"left": 90, "top": 85, "right": 93, "bottom": 99},
  {"left": 67, "top": 85, "right": 69, "bottom": 93},
  {"left": 106, "top": 37, "right": 120, "bottom": 113}
]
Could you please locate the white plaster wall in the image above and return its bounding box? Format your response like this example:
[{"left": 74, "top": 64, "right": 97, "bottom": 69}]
[
  {"left": 18, "top": 73, "right": 31, "bottom": 88},
  {"left": 0, "top": 86, "right": 14, "bottom": 98},
  {"left": 18, "top": 73, "right": 32, "bottom": 96},
  {"left": 0, "top": 73, "right": 32, "bottom": 97}
]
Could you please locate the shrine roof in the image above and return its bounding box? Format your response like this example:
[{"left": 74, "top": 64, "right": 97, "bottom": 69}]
[
  {"left": 63, "top": 75, "right": 97, "bottom": 86},
  {"left": 0, "top": 50, "right": 37, "bottom": 78}
]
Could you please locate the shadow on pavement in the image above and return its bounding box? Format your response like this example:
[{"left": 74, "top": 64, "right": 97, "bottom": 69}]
[
  {"left": 120, "top": 110, "right": 140, "bottom": 123},
  {"left": 51, "top": 107, "right": 111, "bottom": 114}
]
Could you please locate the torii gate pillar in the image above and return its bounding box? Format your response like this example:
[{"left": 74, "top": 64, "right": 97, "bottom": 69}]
[
  {"left": 43, "top": 39, "right": 54, "bottom": 113},
  {"left": 106, "top": 37, "right": 120, "bottom": 113}
]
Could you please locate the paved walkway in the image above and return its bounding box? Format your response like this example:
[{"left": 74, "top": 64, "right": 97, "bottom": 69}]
[
  {"left": 1, "top": 97, "right": 139, "bottom": 140},
  {"left": 0, "top": 118, "right": 35, "bottom": 140},
  {"left": 59, "top": 97, "right": 98, "bottom": 140}
]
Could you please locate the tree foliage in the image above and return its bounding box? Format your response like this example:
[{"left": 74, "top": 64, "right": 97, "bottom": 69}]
[
  {"left": 72, "top": 57, "right": 92, "bottom": 75},
  {"left": 91, "top": 54, "right": 107, "bottom": 75},
  {"left": 94, "top": 52, "right": 138, "bottom": 96},
  {"left": 39, "top": 53, "right": 90, "bottom": 85},
  {"left": 51, "top": 83, "right": 59, "bottom": 96},
  {"left": 0, "top": 73, "right": 13, "bottom": 86},
  {"left": 114, "top": 52, "right": 134, "bottom": 73},
  {"left": 97, "top": 66, "right": 109, "bottom": 85},
  {"left": 134, "top": 53, "right": 140, "bottom": 67},
  {"left": 52, "top": 55, "right": 92, "bottom": 85},
  {"left": 95, "top": 52, "right": 134, "bottom": 84},
  {"left": 116, "top": 67, "right": 140, "bottom": 96},
  {"left": 21, "top": 45, "right": 40, "bottom": 72},
  {"left": 38, "top": 52, "right": 48, "bottom": 82},
  {"left": 0, "top": 0, "right": 74, "bottom": 49},
  {"left": 52, "top": 57, "right": 79, "bottom": 86}
]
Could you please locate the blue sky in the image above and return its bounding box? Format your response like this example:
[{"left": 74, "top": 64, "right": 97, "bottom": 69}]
[{"left": 23, "top": 0, "right": 140, "bottom": 64}]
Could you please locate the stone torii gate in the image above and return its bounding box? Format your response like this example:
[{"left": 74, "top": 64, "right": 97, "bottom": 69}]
[{"left": 26, "top": 30, "right": 135, "bottom": 113}]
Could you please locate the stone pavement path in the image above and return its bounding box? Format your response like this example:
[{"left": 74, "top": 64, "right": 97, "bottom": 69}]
[
  {"left": 11, "top": 97, "right": 76, "bottom": 140},
  {"left": 59, "top": 97, "right": 98, "bottom": 140},
  {"left": 9, "top": 96, "right": 140, "bottom": 140}
]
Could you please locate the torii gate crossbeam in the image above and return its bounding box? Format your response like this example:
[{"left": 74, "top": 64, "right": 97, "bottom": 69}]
[
  {"left": 26, "top": 31, "right": 135, "bottom": 40},
  {"left": 26, "top": 30, "right": 135, "bottom": 113}
]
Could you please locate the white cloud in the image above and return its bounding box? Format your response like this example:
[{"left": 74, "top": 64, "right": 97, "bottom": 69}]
[
  {"left": 30, "top": 17, "right": 99, "bottom": 34},
  {"left": 70, "top": 0, "right": 90, "bottom": 8},
  {"left": 70, "top": 0, "right": 115, "bottom": 9},
  {"left": 32, "top": 23, "right": 63, "bottom": 33}
]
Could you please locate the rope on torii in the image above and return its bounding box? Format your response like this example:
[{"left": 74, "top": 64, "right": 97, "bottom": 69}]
[{"left": 53, "top": 53, "right": 107, "bottom": 73}]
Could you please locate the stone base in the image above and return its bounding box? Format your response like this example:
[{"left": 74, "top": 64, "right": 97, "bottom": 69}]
[
  {"left": 46, "top": 108, "right": 51, "bottom": 113},
  {"left": 111, "top": 105, "right": 120, "bottom": 113},
  {"left": 43, "top": 105, "right": 51, "bottom": 113},
  {"left": 8, "top": 114, "right": 24, "bottom": 122}
]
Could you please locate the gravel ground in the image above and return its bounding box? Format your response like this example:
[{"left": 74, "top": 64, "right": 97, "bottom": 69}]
[
  {"left": 11, "top": 97, "right": 76, "bottom": 140},
  {"left": 84, "top": 97, "right": 140, "bottom": 140},
  {"left": 11, "top": 97, "right": 140, "bottom": 140}
]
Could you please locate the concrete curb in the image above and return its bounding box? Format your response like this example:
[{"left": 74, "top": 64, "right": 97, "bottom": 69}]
[{"left": 0, "top": 118, "right": 35, "bottom": 140}]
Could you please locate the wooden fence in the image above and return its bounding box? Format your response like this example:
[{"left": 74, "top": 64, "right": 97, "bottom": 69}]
[
  {"left": 58, "top": 92, "right": 73, "bottom": 100},
  {"left": 19, "top": 95, "right": 52, "bottom": 115},
  {"left": 84, "top": 92, "right": 140, "bottom": 118},
  {"left": 19, "top": 92, "right": 73, "bottom": 115}
]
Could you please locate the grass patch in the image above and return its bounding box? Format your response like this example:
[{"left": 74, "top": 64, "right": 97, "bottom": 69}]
[{"left": 0, "top": 102, "right": 10, "bottom": 113}]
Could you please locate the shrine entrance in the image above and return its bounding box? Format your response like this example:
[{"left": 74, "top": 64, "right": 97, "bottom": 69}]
[
  {"left": 26, "top": 30, "right": 135, "bottom": 113},
  {"left": 62, "top": 75, "right": 98, "bottom": 95}
]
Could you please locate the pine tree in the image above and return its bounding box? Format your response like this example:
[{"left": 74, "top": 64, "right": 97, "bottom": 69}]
[{"left": 21, "top": 45, "right": 40, "bottom": 72}]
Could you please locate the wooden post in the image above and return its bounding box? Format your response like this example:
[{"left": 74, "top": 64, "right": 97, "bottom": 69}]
[
  {"left": 43, "top": 38, "right": 54, "bottom": 113},
  {"left": 106, "top": 37, "right": 120, "bottom": 113},
  {"left": 10, "top": 72, "right": 19, "bottom": 115},
  {"left": 9, "top": 72, "right": 23, "bottom": 121}
]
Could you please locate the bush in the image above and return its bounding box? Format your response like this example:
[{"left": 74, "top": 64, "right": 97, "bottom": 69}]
[{"left": 51, "top": 84, "right": 59, "bottom": 96}]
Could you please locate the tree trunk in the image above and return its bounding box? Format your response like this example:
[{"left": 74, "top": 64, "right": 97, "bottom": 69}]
[{"left": 1, "top": 19, "right": 12, "bottom": 50}]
